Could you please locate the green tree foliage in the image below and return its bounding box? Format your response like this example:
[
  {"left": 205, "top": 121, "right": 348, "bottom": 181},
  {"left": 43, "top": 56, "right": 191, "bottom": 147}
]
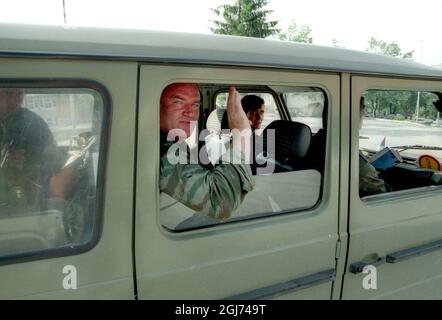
[
  {"left": 364, "top": 90, "right": 438, "bottom": 121},
  {"left": 210, "top": 0, "right": 279, "bottom": 38},
  {"left": 278, "top": 18, "right": 312, "bottom": 43},
  {"left": 418, "top": 92, "right": 439, "bottom": 119},
  {"left": 361, "top": 38, "right": 440, "bottom": 122},
  {"left": 367, "top": 37, "right": 414, "bottom": 59}
]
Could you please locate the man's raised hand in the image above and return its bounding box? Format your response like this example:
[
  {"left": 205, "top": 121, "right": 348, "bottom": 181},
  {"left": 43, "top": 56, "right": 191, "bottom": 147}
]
[
  {"left": 227, "top": 86, "right": 251, "bottom": 131},
  {"left": 227, "top": 86, "right": 252, "bottom": 156}
]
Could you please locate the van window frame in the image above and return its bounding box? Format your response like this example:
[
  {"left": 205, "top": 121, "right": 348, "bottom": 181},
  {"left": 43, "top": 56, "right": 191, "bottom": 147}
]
[
  {"left": 160, "top": 82, "right": 330, "bottom": 233},
  {"left": 350, "top": 76, "right": 442, "bottom": 208},
  {"left": 0, "top": 79, "right": 111, "bottom": 266},
  {"left": 360, "top": 88, "right": 442, "bottom": 203}
]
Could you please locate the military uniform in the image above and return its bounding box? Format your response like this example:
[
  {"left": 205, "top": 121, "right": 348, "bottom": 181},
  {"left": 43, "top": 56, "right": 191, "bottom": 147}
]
[
  {"left": 160, "top": 132, "right": 255, "bottom": 220},
  {"left": 359, "top": 152, "right": 387, "bottom": 197},
  {"left": 0, "top": 107, "right": 64, "bottom": 213}
]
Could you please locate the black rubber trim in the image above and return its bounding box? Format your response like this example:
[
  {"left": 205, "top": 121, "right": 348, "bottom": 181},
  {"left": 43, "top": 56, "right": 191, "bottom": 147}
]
[
  {"left": 224, "top": 269, "right": 335, "bottom": 300},
  {"left": 386, "top": 239, "right": 442, "bottom": 264}
]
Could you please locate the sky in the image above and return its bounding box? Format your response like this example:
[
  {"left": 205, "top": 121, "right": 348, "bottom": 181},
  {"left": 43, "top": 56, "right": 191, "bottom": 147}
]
[{"left": 0, "top": 0, "right": 441, "bottom": 66}]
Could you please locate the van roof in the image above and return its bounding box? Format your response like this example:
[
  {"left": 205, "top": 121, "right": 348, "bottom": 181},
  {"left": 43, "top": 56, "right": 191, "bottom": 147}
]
[{"left": 1, "top": 23, "right": 442, "bottom": 79}]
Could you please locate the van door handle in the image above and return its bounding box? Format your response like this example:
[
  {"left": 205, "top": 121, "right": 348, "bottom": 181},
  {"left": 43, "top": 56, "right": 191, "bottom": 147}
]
[
  {"left": 386, "top": 238, "right": 442, "bottom": 264},
  {"left": 349, "top": 256, "right": 385, "bottom": 274}
]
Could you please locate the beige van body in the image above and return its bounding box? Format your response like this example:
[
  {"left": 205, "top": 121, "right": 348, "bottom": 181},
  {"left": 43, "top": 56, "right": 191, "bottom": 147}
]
[{"left": 0, "top": 23, "right": 442, "bottom": 299}]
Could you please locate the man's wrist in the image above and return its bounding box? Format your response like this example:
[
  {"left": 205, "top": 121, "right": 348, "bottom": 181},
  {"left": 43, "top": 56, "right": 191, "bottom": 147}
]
[{"left": 231, "top": 128, "right": 252, "bottom": 156}]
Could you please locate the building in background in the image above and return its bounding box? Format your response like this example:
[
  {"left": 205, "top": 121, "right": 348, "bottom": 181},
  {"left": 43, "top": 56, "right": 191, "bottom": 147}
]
[{"left": 23, "top": 92, "right": 95, "bottom": 145}]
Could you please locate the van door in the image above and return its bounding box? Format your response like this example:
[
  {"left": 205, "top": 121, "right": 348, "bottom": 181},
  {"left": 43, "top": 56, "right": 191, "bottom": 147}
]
[
  {"left": 135, "top": 64, "right": 341, "bottom": 299},
  {"left": 342, "top": 76, "right": 442, "bottom": 299},
  {"left": 0, "top": 58, "right": 137, "bottom": 299}
]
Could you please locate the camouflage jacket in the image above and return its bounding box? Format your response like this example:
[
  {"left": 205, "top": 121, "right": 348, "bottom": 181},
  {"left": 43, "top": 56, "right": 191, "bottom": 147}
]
[
  {"left": 160, "top": 133, "right": 255, "bottom": 220},
  {"left": 359, "top": 152, "right": 387, "bottom": 197}
]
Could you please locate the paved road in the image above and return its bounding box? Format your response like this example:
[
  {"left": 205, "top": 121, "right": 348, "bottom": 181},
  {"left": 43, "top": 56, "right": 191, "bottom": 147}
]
[
  {"left": 360, "top": 118, "right": 442, "bottom": 160},
  {"left": 288, "top": 116, "right": 442, "bottom": 161},
  {"left": 265, "top": 115, "right": 442, "bottom": 160}
]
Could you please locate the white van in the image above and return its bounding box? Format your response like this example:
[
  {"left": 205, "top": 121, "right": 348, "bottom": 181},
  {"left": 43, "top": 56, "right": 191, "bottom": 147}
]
[{"left": 0, "top": 23, "right": 441, "bottom": 299}]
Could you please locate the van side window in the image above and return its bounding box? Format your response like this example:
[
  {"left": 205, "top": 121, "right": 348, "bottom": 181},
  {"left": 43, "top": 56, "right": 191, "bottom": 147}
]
[
  {"left": 159, "top": 83, "right": 326, "bottom": 231},
  {"left": 0, "top": 86, "right": 106, "bottom": 262},
  {"left": 285, "top": 90, "right": 325, "bottom": 133},
  {"left": 359, "top": 90, "right": 442, "bottom": 199},
  {"left": 283, "top": 89, "right": 326, "bottom": 173}
]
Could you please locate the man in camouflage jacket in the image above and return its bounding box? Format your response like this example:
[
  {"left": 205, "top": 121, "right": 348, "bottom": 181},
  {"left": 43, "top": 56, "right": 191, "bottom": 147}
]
[{"left": 159, "top": 83, "right": 254, "bottom": 220}]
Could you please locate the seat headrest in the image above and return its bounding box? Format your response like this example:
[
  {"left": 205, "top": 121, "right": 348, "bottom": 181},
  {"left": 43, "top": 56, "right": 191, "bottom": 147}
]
[
  {"left": 262, "top": 120, "right": 312, "bottom": 161},
  {"left": 205, "top": 108, "right": 227, "bottom": 134}
]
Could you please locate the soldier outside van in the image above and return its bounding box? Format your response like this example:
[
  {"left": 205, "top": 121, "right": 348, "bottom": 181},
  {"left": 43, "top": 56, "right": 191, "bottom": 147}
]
[{"left": 0, "top": 88, "right": 70, "bottom": 213}]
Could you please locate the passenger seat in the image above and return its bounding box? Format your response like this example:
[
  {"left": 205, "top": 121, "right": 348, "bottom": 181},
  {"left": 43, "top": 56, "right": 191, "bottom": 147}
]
[{"left": 261, "top": 120, "right": 312, "bottom": 173}]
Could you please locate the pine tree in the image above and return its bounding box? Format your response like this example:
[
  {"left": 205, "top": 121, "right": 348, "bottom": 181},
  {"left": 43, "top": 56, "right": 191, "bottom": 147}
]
[{"left": 210, "top": 0, "right": 279, "bottom": 38}]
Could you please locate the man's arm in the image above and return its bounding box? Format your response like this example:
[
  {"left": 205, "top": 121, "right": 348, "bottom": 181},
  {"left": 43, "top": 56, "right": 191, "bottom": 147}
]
[
  {"left": 160, "top": 150, "right": 254, "bottom": 220},
  {"left": 359, "top": 154, "right": 387, "bottom": 197}
]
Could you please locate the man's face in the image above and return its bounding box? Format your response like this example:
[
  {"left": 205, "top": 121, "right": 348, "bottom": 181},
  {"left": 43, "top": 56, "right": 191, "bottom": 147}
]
[
  {"left": 0, "top": 89, "right": 23, "bottom": 121},
  {"left": 247, "top": 106, "right": 264, "bottom": 130},
  {"left": 160, "top": 83, "right": 200, "bottom": 138}
]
